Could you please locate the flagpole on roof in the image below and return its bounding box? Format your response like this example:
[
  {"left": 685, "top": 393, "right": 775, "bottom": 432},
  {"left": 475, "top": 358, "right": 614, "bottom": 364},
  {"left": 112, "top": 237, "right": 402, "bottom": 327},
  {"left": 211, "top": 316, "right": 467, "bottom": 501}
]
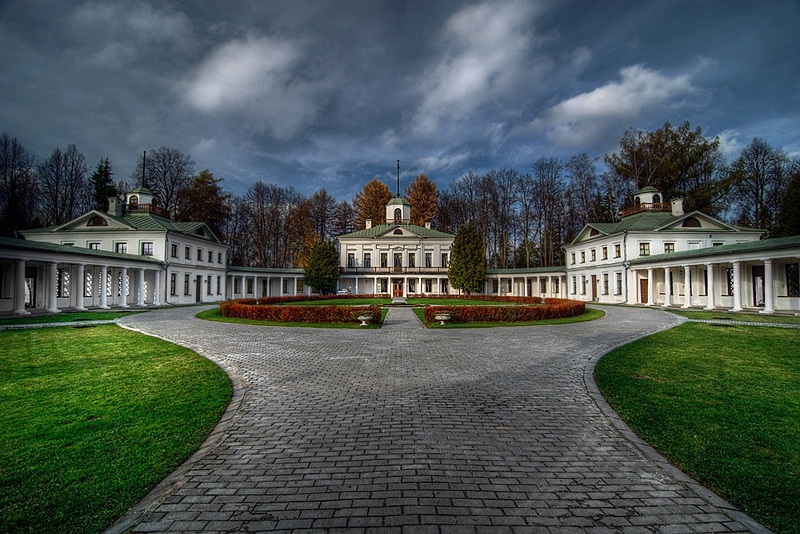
[{"left": 396, "top": 160, "right": 400, "bottom": 197}]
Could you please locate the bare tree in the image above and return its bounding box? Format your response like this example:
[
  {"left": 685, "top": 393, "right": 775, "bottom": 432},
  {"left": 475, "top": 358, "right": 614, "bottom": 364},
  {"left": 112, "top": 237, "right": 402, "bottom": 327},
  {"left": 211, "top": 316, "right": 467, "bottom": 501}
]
[
  {"left": 38, "top": 144, "right": 90, "bottom": 226},
  {"left": 330, "top": 200, "right": 355, "bottom": 237},
  {"left": 308, "top": 188, "right": 336, "bottom": 241},
  {"left": 532, "top": 157, "right": 566, "bottom": 267},
  {"left": 131, "top": 147, "right": 195, "bottom": 215},
  {"left": 0, "top": 133, "right": 39, "bottom": 234}
]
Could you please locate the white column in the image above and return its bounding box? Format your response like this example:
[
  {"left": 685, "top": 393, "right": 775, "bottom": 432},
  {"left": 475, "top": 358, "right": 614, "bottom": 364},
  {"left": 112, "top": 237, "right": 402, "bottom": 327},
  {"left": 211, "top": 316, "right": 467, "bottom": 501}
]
[
  {"left": 418, "top": 277, "right": 422, "bottom": 297},
  {"left": 524, "top": 277, "right": 529, "bottom": 297},
  {"left": 14, "top": 259, "right": 29, "bottom": 314},
  {"left": 761, "top": 259, "right": 774, "bottom": 314},
  {"left": 137, "top": 269, "right": 146, "bottom": 306},
  {"left": 293, "top": 277, "right": 298, "bottom": 295},
  {"left": 705, "top": 263, "right": 715, "bottom": 310},
  {"left": 662, "top": 267, "right": 672, "bottom": 307},
  {"left": 47, "top": 261, "right": 60, "bottom": 313},
  {"left": 403, "top": 276, "right": 408, "bottom": 298},
  {"left": 75, "top": 264, "right": 87, "bottom": 311},
  {"left": 682, "top": 265, "right": 692, "bottom": 308},
  {"left": 152, "top": 270, "right": 162, "bottom": 306},
  {"left": 265, "top": 276, "right": 271, "bottom": 297},
  {"left": 120, "top": 267, "right": 129, "bottom": 308},
  {"left": 240, "top": 275, "right": 246, "bottom": 297},
  {"left": 99, "top": 265, "right": 109, "bottom": 309},
  {"left": 355, "top": 277, "right": 359, "bottom": 295},
  {"left": 732, "top": 261, "right": 742, "bottom": 311}
]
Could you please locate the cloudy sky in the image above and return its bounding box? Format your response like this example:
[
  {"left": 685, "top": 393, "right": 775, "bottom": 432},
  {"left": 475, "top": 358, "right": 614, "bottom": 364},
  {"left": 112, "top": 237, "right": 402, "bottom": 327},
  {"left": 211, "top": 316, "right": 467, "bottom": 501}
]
[{"left": 1, "top": 1, "right": 798, "bottom": 201}]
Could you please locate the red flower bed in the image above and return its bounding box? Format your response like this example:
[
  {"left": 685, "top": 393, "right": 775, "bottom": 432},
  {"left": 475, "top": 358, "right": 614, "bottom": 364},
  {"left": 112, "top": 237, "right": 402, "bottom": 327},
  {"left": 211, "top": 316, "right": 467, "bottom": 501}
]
[
  {"left": 416, "top": 294, "right": 544, "bottom": 304},
  {"left": 219, "top": 298, "right": 381, "bottom": 324},
  {"left": 423, "top": 298, "right": 585, "bottom": 324}
]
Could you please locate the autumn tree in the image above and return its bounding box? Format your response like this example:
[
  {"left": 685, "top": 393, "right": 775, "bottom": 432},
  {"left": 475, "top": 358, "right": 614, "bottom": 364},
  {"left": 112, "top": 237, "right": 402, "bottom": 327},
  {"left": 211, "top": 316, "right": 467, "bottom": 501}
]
[
  {"left": 37, "top": 144, "right": 90, "bottom": 226},
  {"left": 448, "top": 223, "right": 487, "bottom": 295},
  {"left": 131, "top": 147, "right": 195, "bottom": 214},
  {"left": 0, "top": 134, "right": 39, "bottom": 234},
  {"left": 88, "top": 158, "right": 116, "bottom": 211},
  {"left": 405, "top": 174, "right": 439, "bottom": 226},
  {"left": 302, "top": 241, "right": 340, "bottom": 294},
  {"left": 353, "top": 178, "right": 392, "bottom": 228},
  {"left": 175, "top": 169, "right": 231, "bottom": 239}
]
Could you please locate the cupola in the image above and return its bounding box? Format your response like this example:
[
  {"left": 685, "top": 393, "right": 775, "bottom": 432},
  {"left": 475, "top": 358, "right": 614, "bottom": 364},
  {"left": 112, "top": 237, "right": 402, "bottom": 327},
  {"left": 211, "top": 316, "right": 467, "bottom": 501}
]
[{"left": 386, "top": 197, "right": 411, "bottom": 224}]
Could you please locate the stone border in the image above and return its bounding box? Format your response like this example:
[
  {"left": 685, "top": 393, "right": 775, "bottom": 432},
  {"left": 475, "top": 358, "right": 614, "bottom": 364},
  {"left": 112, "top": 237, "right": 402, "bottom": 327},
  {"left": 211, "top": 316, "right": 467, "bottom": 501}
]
[
  {"left": 582, "top": 307, "right": 770, "bottom": 534},
  {"left": 103, "top": 323, "right": 248, "bottom": 534}
]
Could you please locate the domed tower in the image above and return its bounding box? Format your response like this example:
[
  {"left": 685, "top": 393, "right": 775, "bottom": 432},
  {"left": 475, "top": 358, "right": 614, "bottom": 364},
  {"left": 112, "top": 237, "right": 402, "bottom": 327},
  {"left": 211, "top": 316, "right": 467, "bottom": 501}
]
[{"left": 386, "top": 197, "right": 411, "bottom": 224}]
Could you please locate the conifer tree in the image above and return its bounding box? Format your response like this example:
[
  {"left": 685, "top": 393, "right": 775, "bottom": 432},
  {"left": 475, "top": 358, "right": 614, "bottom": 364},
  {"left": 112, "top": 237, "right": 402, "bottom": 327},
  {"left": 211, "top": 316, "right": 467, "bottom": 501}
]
[
  {"left": 89, "top": 159, "right": 116, "bottom": 211},
  {"left": 302, "top": 241, "right": 340, "bottom": 294},
  {"left": 448, "top": 223, "right": 486, "bottom": 295}
]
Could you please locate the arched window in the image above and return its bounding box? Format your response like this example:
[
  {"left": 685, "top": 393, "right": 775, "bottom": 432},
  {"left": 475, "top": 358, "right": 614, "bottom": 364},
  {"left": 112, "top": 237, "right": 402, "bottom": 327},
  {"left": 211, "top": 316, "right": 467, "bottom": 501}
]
[
  {"left": 394, "top": 208, "right": 402, "bottom": 222},
  {"left": 129, "top": 195, "right": 138, "bottom": 206},
  {"left": 653, "top": 194, "right": 661, "bottom": 203},
  {"left": 393, "top": 228, "right": 403, "bottom": 235},
  {"left": 682, "top": 217, "right": 701, "bottom": 228},
  {"left": 87, "top": 215, "right": 108, "bottom": 227},
  {"left": 634, "top": 196, "right": 640, "bottom": 205}
]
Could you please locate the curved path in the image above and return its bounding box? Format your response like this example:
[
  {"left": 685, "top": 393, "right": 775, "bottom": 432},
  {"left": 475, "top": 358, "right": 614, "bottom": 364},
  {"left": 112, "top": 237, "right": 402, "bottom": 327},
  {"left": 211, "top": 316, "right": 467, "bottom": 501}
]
[{"left": 109, "top": 305, "right": 765, "bottom": 533}]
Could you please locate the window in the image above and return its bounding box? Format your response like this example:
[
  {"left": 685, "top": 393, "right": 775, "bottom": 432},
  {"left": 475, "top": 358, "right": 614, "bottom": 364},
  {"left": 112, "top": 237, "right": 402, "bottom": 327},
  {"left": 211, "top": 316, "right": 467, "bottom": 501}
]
[
  {"left": 441, "top": 280, "right": 448, "bottom": 294},
  {"left": 639, "top": 243, "right": 650, "bottom": 256},
  {"left": 185, "top": 246, "right": 191, "bottom": 259},
  {"left": 616, "top": 273, "right": 623, "bottom": 295},
  {"left": 602, "top": 247, "right": 608, "bottom": 260},
  {"left": 664, "top": 243, "right": 675, "bottom": 254},
  {"left": 394, "top": 208, "right": 402, "bottom": 222},
  {"left": 170, "top": 273, "right": 177, "bottom": 296},
  {"left": 712, "top": 242, "right": 724, "bottom": 247},
  {"left": 171, "top": 244, "right": 178, "bottom": 258},
  {"left": 233, "top": 278, "right": 240, "bottom": 294},
  {"left": 540, "top": 279, "right": 547, "bottom": 294},
  {"left": 571, "top": 253, "right": 576, "bottom": 265},
  {"left": 614, "top": 244, "right": 621, "bottom": 258},
  {"left": 84, "top": 271, "right": 93, "bottom": 297},
  {"left": 89, "top": 242, "right": 100, "bottom": 250},
  {"left": 492, "top": 279, "right": 499, "bottom": 293},
  {"left": 62, "top": 242, "right": 75, "bottom": 246},
  {"left": 208, "top": 250, "right": 213, "bottom": 263},
  {"left": 141, "top": 242, "right": 154, "bottom": 256},
  {"left": 590, "top": 249, "right": 596, "bottom": 262},
  {"left": 380, "top": 253, "right": 388, "bottom": 268},
  {"left": 581, "top": 276, "right": 587, "bottom": 294},
  {"left": 725, "top": 267, "right": 734, "bottom": 296},
  {"left": 603, "top": 273, "right": 609, "bottom": 294},
  {"left": 682, "top": 216, "right": 701, "bottom": 228},
  {"left": 218, "top": 252, "right": 223, "bottom": 264},
  {"left": 394, "top": 252, "right": 402, "bottom": 268},
  {"left": 408, "top": 253, "right": 415, "bottom": 268},
  {"left": 57, "top": 268, "right": 70, "bottom": 297},
  {"left": 424, "top": 279, "right": 432, "bottom": 292},
  {"left": 441, "top": 253, "right": 449, "bottom": 268},
  {"left": 363, "top": 253, "right": 371, "bottom": 268},
  {"left": 115, "top": 242, "right": 127, "bottom": 254},
  {"left": 425, "top": 253, "right": 432, "bottom": 268},
  {"left": 580, "top": 251, "right": 585, "bottom": 263},
  {"left": 572, "top": 276, "right": 577, "bottom": 294},
  {"left": 129, "top": 195, "right": 139, "bottom": 206},
  {"left": 393, "top": 228, "right": 403, "bottom": 235},
  {"left": 553, "top": 278, "right": 559, "bottom": 294},
  {"left": 246, "top": 278, "right": 253, "bottom": 294},
  {"left": 296, "top": 279, "right": 304, "bottom": 293},
  {"left": 183, "top": 274, "right": 191, "bottom": 295},
  {"left": 408, "top": 279, "right": 416, "bottom": 293},
  {"left": 197, "top": 248, "right": 203, "bottom": 261},
  {"left": 207, "top": 275, "right": 213, "bottom": 295},
  {"left": 787, "top": 263, "right": 800, "bottom": 297},
  {"left": 216, "top": 276, "right": 222, "bottom": 295},
  {"left": 87, "top": 215, "right": 107, "bottom": 226},
  {"left": 282, "top": 279, "right": 288, "bottom": 294},
  {"left": 195, "top": 228, "right": 204, "bottom": 236},
  {"left": 347, "top": 253, "right": 356, "bottom": 268},
  {"left": 380, "top": 279, "right": 388, "bottom": 293}
]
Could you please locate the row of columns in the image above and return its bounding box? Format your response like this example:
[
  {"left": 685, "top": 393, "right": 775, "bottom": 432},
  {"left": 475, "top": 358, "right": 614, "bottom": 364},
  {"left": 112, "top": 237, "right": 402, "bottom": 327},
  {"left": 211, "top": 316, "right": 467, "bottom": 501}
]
[
  {"left": 488, "top": 275, "right": 565, "bottom": 298},
  {"left": 230, "top": 274, "right": 306, "bottom": 298}
]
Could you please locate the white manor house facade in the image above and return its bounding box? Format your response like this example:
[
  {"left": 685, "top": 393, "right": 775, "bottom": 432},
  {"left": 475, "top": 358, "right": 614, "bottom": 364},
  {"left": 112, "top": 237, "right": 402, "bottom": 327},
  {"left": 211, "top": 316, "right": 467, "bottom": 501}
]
[{"left": 1, "top": 186, "right": 799, "bottom": 315}]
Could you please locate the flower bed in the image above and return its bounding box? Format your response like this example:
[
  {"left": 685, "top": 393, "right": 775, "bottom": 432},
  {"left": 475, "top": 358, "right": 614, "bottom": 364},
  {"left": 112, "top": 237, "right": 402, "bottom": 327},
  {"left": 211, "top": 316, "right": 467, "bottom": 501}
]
[
  {"left": 220, "top": 298, "right": 381, "bottom": 324},
  {"left": 410, "top": 294, "right": 544, "bottom": 304},
  {"left": 423, "top": 298, "right": 585, "bottom": 323}
]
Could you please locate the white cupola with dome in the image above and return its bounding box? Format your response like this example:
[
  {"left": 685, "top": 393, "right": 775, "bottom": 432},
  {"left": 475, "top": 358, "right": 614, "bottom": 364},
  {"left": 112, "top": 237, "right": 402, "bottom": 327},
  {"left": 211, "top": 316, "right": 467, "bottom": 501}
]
[
  {"left": 126, "top": 186, "right": 155, "bottom": 208},
  {"left": 386, "top": 197, "right": 411, "bottom": 224}
]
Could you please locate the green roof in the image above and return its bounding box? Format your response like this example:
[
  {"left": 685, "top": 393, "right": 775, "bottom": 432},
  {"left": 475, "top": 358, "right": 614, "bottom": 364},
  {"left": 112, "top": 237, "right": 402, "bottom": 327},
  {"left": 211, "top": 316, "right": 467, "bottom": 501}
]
[
  {"left": 338, "top": 223, "right": 454, "bottom": 239},
  {"left": 387, "top": 197, "right": 410, "bottom": 206},
  {"left": 629, "top": 235, "right": 800, "bottom": 265},
  {"left": 487, "top": 266, "right": 566, "bottom": 275},
  {"left": 0, "top": 236, "right": 163, "bottom": 264},
  {"left": 637, "top": 186, "right": 660, "bottom": 194}
]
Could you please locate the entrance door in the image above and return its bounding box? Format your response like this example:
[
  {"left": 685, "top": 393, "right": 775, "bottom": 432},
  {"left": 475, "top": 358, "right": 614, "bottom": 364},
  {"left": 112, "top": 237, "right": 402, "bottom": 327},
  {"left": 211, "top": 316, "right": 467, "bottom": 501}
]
[
  {"left": 392, "top": 279, "right": 404, "bottom": 297},
  {"left": 752, "top": 265, "right": 765, "bottom": 307},
  {"left": 195, "top": 276, "right": 203, "bottom": 303},
  {"left": 591, "top": 275, "right": 597, "bottom": 301},
  {"left": 640, "top": 278, "right": 649, "bottom": 304}
]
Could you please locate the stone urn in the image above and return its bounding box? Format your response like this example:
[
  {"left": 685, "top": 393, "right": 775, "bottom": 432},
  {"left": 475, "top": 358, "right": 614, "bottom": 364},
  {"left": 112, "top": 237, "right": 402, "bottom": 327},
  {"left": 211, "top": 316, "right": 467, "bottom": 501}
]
[
  {"left": 434, "top": 312, "right": 452, "bottom": 326},
  {"left": 357, "top": 314, "right": 373, "bottom": 326}
]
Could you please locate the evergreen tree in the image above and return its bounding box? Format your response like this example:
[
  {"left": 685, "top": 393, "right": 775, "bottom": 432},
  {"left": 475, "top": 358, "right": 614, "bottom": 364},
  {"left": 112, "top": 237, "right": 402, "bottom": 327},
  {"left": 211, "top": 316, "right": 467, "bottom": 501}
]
[
  {"left": 89, "top": 158, "right": 116, "bottom": 211},
  {"left": 302, "top": 241, "right": 340, "bottom": 294},
  {"left": 448, "top": 223, "right": 486, "bottom": 295},
  {"left": 775, "top": 163, "right": 800, "bottom": 237},
  {"left": 175, "top": 169, "right": 231, "bottom": 239}
]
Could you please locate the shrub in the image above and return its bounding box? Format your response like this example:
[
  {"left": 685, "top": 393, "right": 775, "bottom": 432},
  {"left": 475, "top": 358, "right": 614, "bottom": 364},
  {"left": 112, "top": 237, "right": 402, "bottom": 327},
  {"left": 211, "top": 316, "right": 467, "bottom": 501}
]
[
  {"left": 423, "top": 298, "right": 585, "bottom": 323},
  {"left": 219, "top": 298, "right": 381, "bottom": 324}
]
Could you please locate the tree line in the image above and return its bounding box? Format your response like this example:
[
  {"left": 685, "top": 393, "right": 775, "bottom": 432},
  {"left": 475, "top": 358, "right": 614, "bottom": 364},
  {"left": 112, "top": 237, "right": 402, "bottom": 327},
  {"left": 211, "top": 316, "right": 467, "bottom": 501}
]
[{"left": 2, "top": 121, "right": 798, "bottom": 268}]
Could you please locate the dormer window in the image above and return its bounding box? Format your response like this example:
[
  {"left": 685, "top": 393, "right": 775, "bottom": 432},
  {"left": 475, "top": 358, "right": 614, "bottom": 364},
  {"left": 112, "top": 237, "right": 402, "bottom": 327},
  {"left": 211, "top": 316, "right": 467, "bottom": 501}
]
[
  {"left": 129, "top": 195, "right": 138, "bottom": 206},
  {"left": 682, "top": 217, "right": 701, "bottom": 228},
  {"left": 589, "top": 228, "right": 599, "bottom": 237},
  {"left": 87, "top": 215, "right": 108, "bottom": 226},
  {"left": 195, "top": 228, "right": 205, "bottom": 236},
  {"left": 393, "top": 228, "right": 403, "bottom": 235}
]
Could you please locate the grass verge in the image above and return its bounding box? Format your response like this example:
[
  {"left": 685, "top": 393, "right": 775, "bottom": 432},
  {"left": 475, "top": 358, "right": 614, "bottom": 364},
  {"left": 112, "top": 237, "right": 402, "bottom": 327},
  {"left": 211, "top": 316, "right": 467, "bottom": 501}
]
[
  {"left": 197, "top": 307, "right": 388, "bottom": 328},
  {"left": 595, "top": 322, "right": 799, "bottom": 533},
  {"left": 0, "top": 325, "right": 232, "bottom": 534},
  {"left": 413, "top": 306, "right": 604, "bottom": 327},
  {"left": 0, "top": 310, "right": 144, "bottom": 326},
  {"left": 668, "top": 309, "right": 800, "bottom": 324}
]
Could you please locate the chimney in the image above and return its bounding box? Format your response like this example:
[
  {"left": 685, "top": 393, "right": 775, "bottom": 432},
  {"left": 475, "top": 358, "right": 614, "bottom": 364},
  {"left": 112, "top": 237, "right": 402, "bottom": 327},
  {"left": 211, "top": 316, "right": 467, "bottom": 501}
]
[
  {"left": 671, "top": 198, "right": 684, "bottom": 217},
  {"left": 365, "top": 219, "right": 372, "bottom": 230},
  {"left": 108, "top": 196, "right": 122, "bottom": 216},
  {"left": 425, "top": 222, "right": 431, "bottom": 229}
]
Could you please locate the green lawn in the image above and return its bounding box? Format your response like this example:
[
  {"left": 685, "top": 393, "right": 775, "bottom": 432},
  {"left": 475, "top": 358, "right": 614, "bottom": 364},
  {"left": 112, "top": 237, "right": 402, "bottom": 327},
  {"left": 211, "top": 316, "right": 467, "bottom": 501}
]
[
  {"left": 668, "top": 309, "right": 800, "bottom": 324},
  {"left": 413, "top": 306, "right": 604, "bottom": 327},
  {"left": 0, "top": 310, "right": 144, "bottom": 326},
  {"left": 197, "top": 306, "right": 388, "bottom": 327},
  {"left": 595, "top": 322, "right": 799, "bottom": 533},
  {"left": 0, "top": 325, "right": 232, "bottom": 534}
]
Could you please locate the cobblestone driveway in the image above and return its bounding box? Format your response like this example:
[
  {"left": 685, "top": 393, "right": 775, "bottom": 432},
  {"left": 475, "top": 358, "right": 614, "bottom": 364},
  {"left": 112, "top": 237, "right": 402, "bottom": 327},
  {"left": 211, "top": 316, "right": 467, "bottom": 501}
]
[{"left": 109, "top": 305, "right": 765, "bottom": 533}]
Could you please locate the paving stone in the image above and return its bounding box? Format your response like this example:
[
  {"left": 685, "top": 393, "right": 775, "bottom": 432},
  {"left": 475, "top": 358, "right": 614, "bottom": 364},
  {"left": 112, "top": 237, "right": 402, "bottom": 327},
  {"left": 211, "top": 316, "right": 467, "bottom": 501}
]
[{"left": 107, "top": 305, "right": 767, "bottom": 533}]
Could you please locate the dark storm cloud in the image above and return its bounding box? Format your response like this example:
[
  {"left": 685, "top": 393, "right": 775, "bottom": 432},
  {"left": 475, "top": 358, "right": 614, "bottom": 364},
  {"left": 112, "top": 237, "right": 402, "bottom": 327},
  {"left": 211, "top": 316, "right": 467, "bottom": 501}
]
[{"left": 1, "top": 0, "right": 798, "bottom": 201}]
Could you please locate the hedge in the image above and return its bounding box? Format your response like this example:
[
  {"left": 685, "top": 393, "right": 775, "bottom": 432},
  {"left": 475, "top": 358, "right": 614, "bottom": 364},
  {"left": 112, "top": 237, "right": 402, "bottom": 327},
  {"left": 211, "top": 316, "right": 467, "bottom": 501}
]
[
  {"left": 220, "top": 298, "right": 381, "bottom": 324},
  {"left": 423, "top": 298, "right": 585, "bottom": 323},
  {"left": 410, "top": 294, "right": 544, "bottom": 304}
]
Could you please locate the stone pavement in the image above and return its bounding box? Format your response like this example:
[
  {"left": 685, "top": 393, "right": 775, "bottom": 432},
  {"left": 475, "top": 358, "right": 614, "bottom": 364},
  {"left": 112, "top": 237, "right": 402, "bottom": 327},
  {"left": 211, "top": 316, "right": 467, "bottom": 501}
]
[{"left": 107, "top": 305, "right": 768, "bottom": 533}]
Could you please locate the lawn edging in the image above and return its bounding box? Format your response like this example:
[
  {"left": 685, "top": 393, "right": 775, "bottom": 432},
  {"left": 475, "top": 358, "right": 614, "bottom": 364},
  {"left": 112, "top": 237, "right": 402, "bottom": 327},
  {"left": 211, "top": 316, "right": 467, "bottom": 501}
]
[
  {"left": 104, "top": 321, "right": 248, "bottom": 534},
  {"left": 582, "top": 306, "right": 770, "bottom": 534}
]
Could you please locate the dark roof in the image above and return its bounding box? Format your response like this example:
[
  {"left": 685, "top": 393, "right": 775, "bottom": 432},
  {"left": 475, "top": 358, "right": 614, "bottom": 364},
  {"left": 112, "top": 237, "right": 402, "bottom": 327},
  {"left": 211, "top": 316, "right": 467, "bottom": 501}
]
[
  {"left": 0, "top": 236, "right": 163, "bottom": 264},
  {"left": 487, "top": 266, "right": 566, "bottom": 275},
  {"left": 227, "top": 266, "right": 304, "bottom": 274},
  {"left": 339, "top": 223, "right": 454, "bottom": 239},
  {"left": 629, "top": 234, "right": 800, "bottom": 265}
]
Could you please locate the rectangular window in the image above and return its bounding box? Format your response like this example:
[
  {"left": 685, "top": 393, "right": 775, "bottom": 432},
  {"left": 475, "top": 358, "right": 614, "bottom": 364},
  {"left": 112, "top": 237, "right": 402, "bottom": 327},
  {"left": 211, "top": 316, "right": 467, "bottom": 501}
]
[
  {"left": 602, "top": 247, "right": 608, "bottom": 260},
  {"left": 208, "top": 250, "right": 213, "bottom": 263},
  {"left": 713, "top": 242, "right": 724, "bottom": 247},
  {"left": 282, "top": 279, "right": 288, "bottom": 294},
  {"left": 141, "top": 242, "right": 154, "bottom": 256},
  {"left": 787, "top": 263, "right": 800, "bottom": 297},
  {"left": 616, "top": 273, "right": 623, "bottom": 295},
  {"left": 408, "top": 279, "right": 416, "bottom": 293},
  {"left": 380, "top": 253, "right": 388, "bottom": 268},
  {"left": 425, "top": 252, "right": 432, "bottom": 268},
  {"left": 639, "top": 243, "right": 650, "bottom": 256},
  {"left": 590, "top": 249, "right": 596, "bottom": 262},
  {"left": 347, "top": 252, "right": 355, "bottom": 268},
  {"left": 184, "top": 274, "right": 190, "bottom": 295},
  {"left": 394, "top": 252, "right": 402, "bottom": 268},
  {"left": 363, "top": 252, "right": 371, "bottom": 268},
  {"left": 664, "top": 242, "right": 675, "bottom": 254},
  {"left": 115, "top": 242, "right": 127, "bottom": 254},
  {"left": 540, "top": 279, "right": 547, "bottom": 294},
  {"left": 197, "top": 249, "right": 203, "bottom": 261},
  {"left": 296, "top": 279, "right": 303, "bottom": 293},
  {"left": 218, "top": 252, "right": 223, "bottom": 264},
  {"left": 89, "top": 242, "right": 100, "bottom": 250},
  {"left": 185, "top": 246, "right": 191, "bottom": 259},
  {"left": 408, "top": 253, "right": 415, "bottom": 268},
  {"left": 57, "top": 268, "right": 70, "bottom": 297},
  {"left": 614, "top": 244, "right": 621, "bottom": 258},
  {"left": 553, "top": 278, "right": 559, "bottom": 294},
  {"left": 424, "top": 279, "right": 432, "bottom": 292},
  {"left": 233, "top": 278, "right": 240, "bottom": 294},
  {"left": 603, "top": 273, "right": 609, "bottom": 295},
  {"left": 571, "top": 253, "right": 576, "bottom": 265},
  {"left": 207, "top": 275, "right": 212, "bottom": 295},
  {"left": 84, "top": 271, "right": 93, "bottom": 297},
  {"left": 171, "top": 244, "right": 178, "bottom": 258},
  {"left": 441, "top": 280, "right": 449, "bottom": 293},
  {"left": 62, "top": 242, "right": 74, "bottom": 246},
  {"left": 170, "top": 273, "right": 177, "bottom": 296},
  {"left": 492, "top": 279, "right": 499, "bottom": 293},
  {"left": 246, "top": 278, "right": 253, "bottom": 294},
  {"left": 216, "top": 276, "right": 222, "bottom": 294},
  {"left": 725, "top": 267, "right": 734, "bottom": 296},
  {"left": 441, "top": 253, "right": 449, "bottom": 268},
  {"left": 581, "top": 276, "right": 587, "bottom": 295},
  {"left": 572, "top": 276, "right": 577, "bottom": 294},
  {"left": 580, "top": 251, "right": 586, "bottom": 263},
  {"left": 380, "top": 279, "right": 388, "bottom": 293}
]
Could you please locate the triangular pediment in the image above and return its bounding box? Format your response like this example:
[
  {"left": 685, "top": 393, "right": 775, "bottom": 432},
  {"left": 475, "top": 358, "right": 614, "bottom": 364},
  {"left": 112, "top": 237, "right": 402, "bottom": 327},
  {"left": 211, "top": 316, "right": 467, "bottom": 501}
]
[
  {"left": 53, "top": 211, "right": 133, "bottom": 232},
  {"left": 377, "top": 225, "right": 421, "bottom": 238},
  {"left": 654, "top": 211, "right": 739, "bottom": 232}
]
